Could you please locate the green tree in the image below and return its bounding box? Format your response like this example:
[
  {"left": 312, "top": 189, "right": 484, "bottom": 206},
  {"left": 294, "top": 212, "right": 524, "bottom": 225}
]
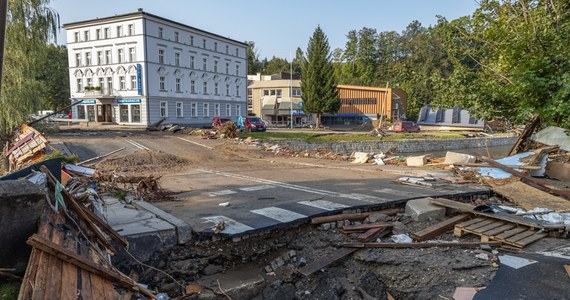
[
  {"left": 246, "top": 41, "right": 262, "bottom": 74},
  {"left": 301, "top": 26, "right": 340, "bottom": 129},
  {"left": 263, "top": 56, "right": 290, "bottom": 75},
  {"left": 1, "top": 0, "right": 59, "bottom": 135},
  {"left": 37, "top": 45, "right": 69, "bottom": 111}
]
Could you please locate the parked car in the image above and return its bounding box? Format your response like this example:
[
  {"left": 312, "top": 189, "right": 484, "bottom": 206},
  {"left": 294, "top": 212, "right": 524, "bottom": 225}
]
[
  {"left": 392, "top": 121, "right": 420, "bottom": 133},
  {"left": 240, "top": 116, "right": 267, "bottom": 132},
  {"left": 212, "top": 116, "right": 233, "bottom": 129}
]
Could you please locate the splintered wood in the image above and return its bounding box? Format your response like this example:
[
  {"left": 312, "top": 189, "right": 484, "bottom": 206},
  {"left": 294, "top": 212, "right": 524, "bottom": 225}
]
[{"left": 454, "top": 217, "right": 547, "bottom": 248}]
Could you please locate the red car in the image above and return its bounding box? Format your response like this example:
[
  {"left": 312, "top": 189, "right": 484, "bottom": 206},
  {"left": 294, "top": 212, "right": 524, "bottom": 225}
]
[
  {"left": 212, "top": 116, "right": 232, "bottom": 129},
  {"left": 392, "top": 121, "right": 420, "bottom": 133}
]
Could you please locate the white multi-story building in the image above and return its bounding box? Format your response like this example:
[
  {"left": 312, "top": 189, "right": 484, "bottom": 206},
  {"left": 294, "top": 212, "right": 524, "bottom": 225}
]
[{"left": 64, "top": 9, "right": 248, "bottom": 126}]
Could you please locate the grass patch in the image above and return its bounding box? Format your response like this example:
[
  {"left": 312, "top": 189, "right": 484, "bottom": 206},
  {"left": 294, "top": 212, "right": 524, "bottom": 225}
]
[
  {"left": 0, "top": 282, "right": 19, "bottom": 300},
  {"left": 241, "top": 131, "right": 468, "bottom": 142}
]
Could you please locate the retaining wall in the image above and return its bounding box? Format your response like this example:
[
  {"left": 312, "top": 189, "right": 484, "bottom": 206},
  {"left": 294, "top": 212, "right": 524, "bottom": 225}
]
[{"left": 269, "top": 136, "right": 517, "bottom": 155}]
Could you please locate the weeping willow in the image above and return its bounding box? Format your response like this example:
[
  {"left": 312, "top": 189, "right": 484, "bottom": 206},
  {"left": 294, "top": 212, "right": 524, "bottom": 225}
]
[{"left": 0, "top": 0, "right": 59, "bottom": 135}]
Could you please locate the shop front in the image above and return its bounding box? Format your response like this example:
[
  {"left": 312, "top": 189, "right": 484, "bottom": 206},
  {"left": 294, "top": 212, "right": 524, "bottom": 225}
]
[{"left": 116, "top": 98, "right": 142, "bottom": 124}]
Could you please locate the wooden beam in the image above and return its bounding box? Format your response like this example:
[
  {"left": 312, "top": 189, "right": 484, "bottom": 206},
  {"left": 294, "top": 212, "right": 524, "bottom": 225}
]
[
  {"left": 311, "top": 208, "right": 403, "bottom": 224},
  {"left": 298, "top": 247, "right": 357, "bottom": 276},
  {"left": 357, "top": 227, "right": 390, "bottom": 242},
  {"left": 412, "top": 214, "right": 470, "bottom": 241},
  {"left": 478, "top": 156, "right": 570, "bottom": 200},
  {"left": 26, "top": 234, "right": 158, "bottom": 300},
  {"left": 509, "top": 115, "right": 540, "bottom": 156},
  {"left": 342, "top": 222, "right": 392, "bottom": 232},
  {"left": 343, "top": 241, "right": 502, "bottom": 249}
]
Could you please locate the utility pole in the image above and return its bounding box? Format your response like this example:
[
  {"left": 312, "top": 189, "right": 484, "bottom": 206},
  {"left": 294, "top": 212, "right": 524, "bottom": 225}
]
[
  {"left": 0, "top": 0, "right": 8, "bottom": 99},
  {"left": 289, "top": 51, "right": 293, "bottom": 129}
]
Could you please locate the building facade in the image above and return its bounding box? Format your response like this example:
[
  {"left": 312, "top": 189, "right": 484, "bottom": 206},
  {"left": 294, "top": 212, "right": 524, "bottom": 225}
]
[
  {"left": 247, "top": 73, "right": 305, "bottom": 126},
  {"left": 416, "top": 104, "right": 485, "bottom": 131},
  {"left": 64, "top": 9, "right": 248, "bottom": 126}
]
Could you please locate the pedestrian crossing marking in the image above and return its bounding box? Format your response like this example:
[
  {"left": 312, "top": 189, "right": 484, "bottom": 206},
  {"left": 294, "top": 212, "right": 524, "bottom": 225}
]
[
  {"left": 209, "top": 189, "right": 237, "bottom": 196},
  {"left": 298, "top": 200, "right": 349, "bottom": 211},
  {"left": 239, "top": 185, "right": 276, "bottom": 192},
  {"left": 251, "top": 207, "right": 307, "bottom": 223}
]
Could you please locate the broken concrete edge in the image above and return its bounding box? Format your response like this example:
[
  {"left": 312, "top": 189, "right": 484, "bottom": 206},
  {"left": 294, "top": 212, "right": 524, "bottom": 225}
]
[{"left": 133, "top": 200, "right": 193, "bottom": 245}]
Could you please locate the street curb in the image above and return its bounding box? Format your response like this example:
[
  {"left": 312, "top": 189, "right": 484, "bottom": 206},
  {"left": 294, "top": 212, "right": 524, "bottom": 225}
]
[{"left": 134, "top": 200, "right": 193, "bottom": 244}]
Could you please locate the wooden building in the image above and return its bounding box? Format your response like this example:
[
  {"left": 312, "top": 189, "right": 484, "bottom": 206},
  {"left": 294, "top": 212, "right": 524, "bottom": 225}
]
[{"left": 321, "top": 85, "right": 407, "bottom": 126}]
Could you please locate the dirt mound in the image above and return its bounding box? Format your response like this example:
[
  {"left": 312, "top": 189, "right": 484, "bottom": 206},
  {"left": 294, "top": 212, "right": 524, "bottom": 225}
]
[{"left": 96, "top": 150, "right": 190, "bottom": 175}]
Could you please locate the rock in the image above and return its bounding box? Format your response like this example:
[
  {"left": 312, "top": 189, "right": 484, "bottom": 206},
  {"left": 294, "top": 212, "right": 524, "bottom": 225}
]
[
  {"left": 365, "top": 213, "right": 389, "bottom": 223},
  {"left": 203, "top": 264, "right": 223, "bottom": 275},
  {"left": 299, "top": 257, "right": 307, "bottom": 267},
  {"left": 406, "top": 155, "right": 429, "bottom": 167},
  {"left": 352, "top": 152, "right": 371, "bottom": 164},
  {"left": 264, "top": 265, "right": 273, "bottom": 273},
  {"left": 444, "top": 151, "right": 476, "bottom": 164},
  {"left": 288, "top": 250, "right": 297, "bottom": 259},
  {"left": 475, "top": 253, "right": 489, "bottom": 260},
  {"left": 405, "top": 198, "right": 446, "bottom": 222},
  {"left": 321, "top": 223, "right": 331, "bottom": 231}
]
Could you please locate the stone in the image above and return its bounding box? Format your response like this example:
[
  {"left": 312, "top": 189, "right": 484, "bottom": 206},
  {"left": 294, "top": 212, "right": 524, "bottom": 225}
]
[
  {"left": 406, "top": 155, "right": 429, "bottom": 167},
  {"left": 275, "top": 257, "right": 285, "bottom": 268},
  {"left": 264, "top": 265, "right": 273, "bottom": 273},
  {"left": 405, "top": 198, "right": 445, "bottom": 222},
  {"left": 288, "top": 250, "right": 297, "bottom": 259},
  {"left": 299, "top": 257, "right": 307, "bottom": 267},
  {"left": 365, "top": 213, "right": 389, "bottom": 223},
  {"left": 444, "top": 151, "right": 476, "bottom": 164},
  {"left": 321, "top": 223, "right": 331, "bottom": 231},
  {"left": 352, "top": 152, "right": 371, "bottom": 164},
  {"left": 337, "top": 220, "right": 344, "bottom": 228}
]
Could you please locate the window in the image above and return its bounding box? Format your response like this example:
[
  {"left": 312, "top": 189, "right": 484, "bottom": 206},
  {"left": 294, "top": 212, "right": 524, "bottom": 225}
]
[
  {"left": 97, "top": 51, "right": 103, "bottom": 65},
  {"left": 236, "top": 65, "right": 240, "bottom": 76},
  {"left": 191, "top": 103, "right": 197, "bottom": 116},
  {"left": 116, "top": 25, "right": 123, "bottom": 37},
  {"left": 236, "top": 84, "right": 240, "bottom": 97},
  {"left": 128, "top": 24, "right": 134, "bottom": 36},
  {"left": 292, "top": 88, "right": 301, "bottom": 97},
  {"left": 225, "top": 45, "right": 229, "bottom": 54},
  {"left": 203, "top": 103, "right": 209, "bottom": 117},
  {"left": 214, "top": 83, "right": 219, "bottom": 95},
  {"left": 74, "top": 32, "right": 79, "bottom": 42},
  {"left": 105, "top": 50, "right": 111, "bottom": 64},
  {"left": 98, "top": 78, "right": 104, "bottom": 90},
  {"left": 96, "top": 29, "right": 101, "bottom": 40},
  {"left": 202, "top": 81, "right": 208, "bottom": 94},
  {"left": 190, "top": 35, "right": 194, "bottom": 46},
  {"left": 75, "top": 53, "right": 82, "bottom": 66},
  {"left": 128, "top": 47, "right": 135, "bottom": 62},
  {"left": 175, "top": 52, "right": 180, "bottom": 66},
  {"left": 226, "top": 104, "right": 231, "bottom": 116},
  {"left": 190, "top": 80, "right": 196, "bottom": 93},
  {"left": 225, "top": 63, "right": 229, "bottom": 74},
  {"left": 190, "top": 55, "right": 195, "bottom": 68},
  {"left": 131, "top": 105, "right": 141, "bottom": 122},
  {"left": 76, "top": 78, "right": 83, "bottom": 92},
  {"left": 84, "top": 30, "right": 90, "bottom": 41},
  {"left": 276, "top": 89, "right": 282, "bottom": 98},
  {"left": 174, "top": 32, "right": 179, "bottom": 42},
  {"left": 202, "top": 58, "right": 207, "bottom": 71},
  {"left": 176, "top": 102, "right": 183, "bottom": 117},
  {"left": 130, "top": 76, "right": 137, "bottom": 90},
  {"left": 235, "top": 48, "right": 239, "bottom": 56},
  {"left": 158, "top": 27, "right": 163, "bottom": 38},
  {"left": 236, "top": 104, "right": 241, "bottom": 115},
  {"left": 104, "top": 27, "right": 109, "bottom": 39},
  {"left": 263, "top": 90, "right": 270, "bottom": 96},
  {"left": 214, "top": 42, "right": 218, "bottom": 51},
  {"left": 214, "top": 61, "right": 218, "bottom": 72},
  {"left": 226, "top": 84, "right": 230, "bottom": 96},
  {"left": 160, "top": 101, "right": 167, "bottom": 117},
  {"left": 117, "top": 49, "right": 124, "bottom": 63},
  {"left": 106, "top": 77, "right": 113, "bottom": 91},
  {"left": 175, "top": 78, "right": 181, "bottom": 92},
  {"left": 77, "top": 105, "right": 86, "bottom": 119},
  {"left": 120, "top": 105, "right": 129, "bottom": 122},
  {"left": 202, "top": 39, "right": 206, "bottom": 48},
  {"left": 86, "top": 78, "right": 93, "bottom": 88},
  {"left": 270, "top": 89, "right": 276, "bottom": 96},
  {"left": 158, "top": 49, "right": 165, "bottom": 64},
  {"left": 159, "top": 76, "right": 166, "bottom": 91},
  {"left": 119, "top": 76, "right": 126, "bottom": 90},
  {"left": 214, "top": 104, "right": 220, "bottom": 116}
]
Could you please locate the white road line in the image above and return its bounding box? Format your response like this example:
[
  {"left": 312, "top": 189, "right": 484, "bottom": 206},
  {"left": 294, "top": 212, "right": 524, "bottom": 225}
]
[
  {"left": 197, "top": 169, "right": 389, "bottom": 203},
  {"left": 239, "top": 185, "right": 276, "bottom": 192},
  {"left": 176, "top": 137, "right": 213, "bottom": 149},
  {"left": 251, "top": 207, "right": 307, "bottom": 223},
  {"left": 126, "top": 139, "right": 151, "bottom": 151},
  {"left": 202, "top": 216, "right": 254, "bottom": 235},
  {"left": 298, "top": 200, "right": 349, "bottom": 211},
  {"left": 374, "top": 188, "right": 423, "bottom": 198},
  {"left": 209, "top": 189, "right": 237, "bottom": 196}
]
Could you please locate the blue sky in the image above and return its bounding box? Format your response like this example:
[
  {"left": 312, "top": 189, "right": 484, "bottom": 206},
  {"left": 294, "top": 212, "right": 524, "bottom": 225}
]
[{"left": 51, "top": 0, "right": 479, "bottom": 59}]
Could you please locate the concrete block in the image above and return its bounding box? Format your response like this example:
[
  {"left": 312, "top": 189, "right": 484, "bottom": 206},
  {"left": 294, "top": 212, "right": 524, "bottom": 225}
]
[
  {"left": 444, "top": 151, "right": 476, "bottom": 164},
  {"left": 134, "top": 200, "right": 193, "bottom": 244},
  {"left": 405, "top": 198, "right": 445, "bottom": 222},
  {"left": 406, "top": 155, "right": 429, "bottom": 167}
]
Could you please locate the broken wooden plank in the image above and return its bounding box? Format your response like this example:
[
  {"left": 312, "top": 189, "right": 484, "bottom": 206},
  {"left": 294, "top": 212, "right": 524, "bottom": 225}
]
[
  {"left": 429, "top": 198, "right": 564, "bottom": 230},
  {"left": 310, "top": 208, "right": 403, "bottom": 224},
  {"left": 564, "top": 265, "right": 570, "bottom": 278},
  {"left": 342, "top": 222, "right": 393, "bottom": 232},
  {"left": 343, "top": 241, "right": 502, "bottom": 249},
  {"left": 412, "top": 214, "right": 470, "bottom": 241},
  {"left": 298, "top": 248, "right": 357, "bottom": 276},
  {"left": 494, "top": 227, "right": 528, "bottom": 241},
  {"left": 479, "top": 156, "right": 570, "bottom": 200},
  {"left": 546, "top": 161, "right": 570, "bottom": 182},
  {"left": 491, "top": 181, "right": 570, "bottom": 212},
  {"left": 509, "top": 115, "right": 540, "bottom": 156},
  {"left": 357, "top": 227, "right": 390, "bottom": 242},
  {"left": 512, "top": 233, "right": 548, "bottom": 248}
]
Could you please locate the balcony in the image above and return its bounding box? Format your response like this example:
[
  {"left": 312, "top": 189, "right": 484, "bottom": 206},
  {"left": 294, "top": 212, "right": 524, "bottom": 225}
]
[{"left": 84, "top": 88, "right": 115, "bottom": 98}]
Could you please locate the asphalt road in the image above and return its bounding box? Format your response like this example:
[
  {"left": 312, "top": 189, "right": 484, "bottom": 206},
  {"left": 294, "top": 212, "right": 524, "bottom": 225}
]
[{"left": 50, "top": 132, "right": 489, "bottom": 237}]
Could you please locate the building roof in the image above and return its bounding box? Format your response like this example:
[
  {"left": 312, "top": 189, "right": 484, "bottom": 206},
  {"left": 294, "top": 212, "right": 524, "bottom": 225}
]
[{"left": 63, "top": 9, "right": 248, "bottom": 46}]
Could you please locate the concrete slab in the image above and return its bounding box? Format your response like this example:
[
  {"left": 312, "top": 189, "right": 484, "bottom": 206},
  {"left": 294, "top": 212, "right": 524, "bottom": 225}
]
[
  {"left": 406, "top": 155, "right": 428, "bottom": 167},
  {"left": 444, "top": 151, "right": 476, "bottom": 164},
  {"left": 104, "top": 197, "right": 175, "bottom": 236},
  {"left": 405, "top": 197, "right": 446, "bottom": 221},
  {"left": 134, "top": 200, "right": 193, "bottom": 244}
]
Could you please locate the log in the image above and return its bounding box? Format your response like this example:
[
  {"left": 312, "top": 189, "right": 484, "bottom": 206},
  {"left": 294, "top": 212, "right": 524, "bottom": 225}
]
[
  {"left": 342, "top": 222, "right": 392, "bottom": 232},
  {"left": 357, "top": 227, "right": 390, "bottom": 242},
  {"left": 77, "top": 147, "right": 125, "bottom": 166},
  {"left": 509, "top": 115, "right": 540, "bottom": 156},
  {"left": 311, "top": 208, "right": 403, "bottom": 224},
  {"left": 343, "top": 241, "right": 502, "bottom": 249},
  {"left": 412, "top": 214, "right": 470, "bottom": 241}
]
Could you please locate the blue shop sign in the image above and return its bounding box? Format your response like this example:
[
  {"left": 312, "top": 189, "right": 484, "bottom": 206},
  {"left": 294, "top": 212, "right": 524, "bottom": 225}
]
[
  {"left": 136, "top": 64, "right": 143, "bottom": 95},
  {"left": 81, "top": 100, "right": 96, "bottom": 104},
  {"left": 293, "top": 110, "right": 305, "bottom": 116},
  {"left": 117, "top": 99, "right": 141, "bottom": 104}
]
